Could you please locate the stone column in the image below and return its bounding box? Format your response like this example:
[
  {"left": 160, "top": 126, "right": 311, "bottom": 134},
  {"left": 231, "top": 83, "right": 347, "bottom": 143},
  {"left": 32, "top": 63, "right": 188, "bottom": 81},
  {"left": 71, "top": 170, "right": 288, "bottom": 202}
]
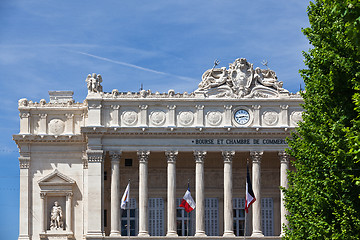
[
  {"left": 222, "top": 151, "right": 235, "bottom": 237},
  {"left": 86, "top": 149, "right": 104, "bottom": 237},
  {"left": 138, "top": 150, "right": 150, "bottom": 237},
  {"left": 40, "top": 192, "right": 46, "bottom": 233},
  {"left": 165, "top": 150, "right": 178, "bottom": 237},
  {"left": 279, "top": 151, "right": 290, "bottom": 236},
  {"left": 18, "top": 154, "right": 30, "bottom": 240},
  {"left": 250, "top": 151, "right": 264, "bottom": 237},
  {"left": 66, "top": 193, "right": 73, "bottom": 232},
  {"left": 110, "top": 151, "right": 122, "bottom": 236},
  {"left": 194, "top": 150, "right": 207, "bottom": 237}
]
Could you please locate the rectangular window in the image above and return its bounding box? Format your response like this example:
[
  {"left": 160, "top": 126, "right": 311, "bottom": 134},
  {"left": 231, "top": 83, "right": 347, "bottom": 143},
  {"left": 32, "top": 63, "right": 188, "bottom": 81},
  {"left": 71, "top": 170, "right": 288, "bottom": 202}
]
[
  {"left": 205, "top": 198, "right": 219, "bottom": 236},
  {"left": 176, "top": 198, "right": 194, "bottom": 236},
  {"left": 121, "top": 198, "right": 137, "bottom": 236},
  {"left": 148, "top": 198, "right": 164, "bottom": 236},
  {"left": 233, "top": 198, "right": 245, "bottom": 236},
  {"left": 261, "top": 198, "right": 274, "bottom": 236},
  {"left": 125, "top": 158, "right": 133, "bottom": 167}
]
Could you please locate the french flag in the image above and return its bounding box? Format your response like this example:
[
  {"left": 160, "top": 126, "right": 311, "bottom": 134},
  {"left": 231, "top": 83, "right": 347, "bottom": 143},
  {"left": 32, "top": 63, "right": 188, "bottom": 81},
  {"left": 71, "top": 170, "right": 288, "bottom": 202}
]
[
  {"left": 121, "top": 182, "right": 130, "bottom": 210},
  {"left": 245, "top": 164, "right": 256, "bottom": 213},
  {"left": 179, "top": 184, "right": 196, "bottom": 213}
]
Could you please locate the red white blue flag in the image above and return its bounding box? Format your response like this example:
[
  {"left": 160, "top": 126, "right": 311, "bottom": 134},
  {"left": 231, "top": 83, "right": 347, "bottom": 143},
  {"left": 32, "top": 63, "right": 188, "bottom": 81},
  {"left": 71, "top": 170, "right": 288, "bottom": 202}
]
[
  {"left": 179, "top": 184, "right": 196, "bottom": 213},
  {"left": 245, "top": 164, "right": 256, "bottom": 213},
  {"left": 121, "top": 182, "right": 130, "bottom": 210}
]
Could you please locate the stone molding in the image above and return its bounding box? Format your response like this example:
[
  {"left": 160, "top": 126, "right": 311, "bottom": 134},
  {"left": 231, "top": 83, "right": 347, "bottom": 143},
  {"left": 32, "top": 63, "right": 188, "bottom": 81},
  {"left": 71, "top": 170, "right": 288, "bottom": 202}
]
[
  {"left": 86, "top": 150, "right": 104, "bottom": 163},
  {"left": 194, "top": 150, "right": 207, "bottom": 163},
  {"left": 222, "top": 150, "right": 235, "bottom": 163},
  {"left": 165, "top": 150, "right": 178, "bottom": 163},
  {"left": 137, "top": 150, "right": 150, "bottom": 163},
  {"left": 250, "top": 151, "right": 263, "bottom": 163}
]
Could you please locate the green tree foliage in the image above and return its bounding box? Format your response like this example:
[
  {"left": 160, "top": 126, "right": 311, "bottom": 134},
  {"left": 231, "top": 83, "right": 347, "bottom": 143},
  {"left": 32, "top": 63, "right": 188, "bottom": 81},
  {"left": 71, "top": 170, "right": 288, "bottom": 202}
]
[{"left": 284, "top": 1, "right": 360, "bottom": 239}]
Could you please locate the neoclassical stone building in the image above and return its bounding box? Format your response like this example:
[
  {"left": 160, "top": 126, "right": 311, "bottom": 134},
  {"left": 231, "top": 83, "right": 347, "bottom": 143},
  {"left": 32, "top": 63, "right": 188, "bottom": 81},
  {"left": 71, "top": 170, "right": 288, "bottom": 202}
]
[{"left": 14, "top": 58, "right": 303, "bottom": 240}]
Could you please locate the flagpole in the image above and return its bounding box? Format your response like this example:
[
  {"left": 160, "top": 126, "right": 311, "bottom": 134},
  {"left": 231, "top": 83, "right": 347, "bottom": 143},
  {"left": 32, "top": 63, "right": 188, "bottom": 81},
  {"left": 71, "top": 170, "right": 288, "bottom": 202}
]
[
  {"left": 187, "top": 179, "right": 189, "bottom": 240},
  {"left": 244, "top": 211, "right": 247, "bottom": 240}
]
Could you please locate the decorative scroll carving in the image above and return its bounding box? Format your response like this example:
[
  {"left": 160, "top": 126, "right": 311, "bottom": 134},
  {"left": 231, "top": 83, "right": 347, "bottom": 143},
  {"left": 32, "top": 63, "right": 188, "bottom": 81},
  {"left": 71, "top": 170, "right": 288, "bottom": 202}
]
[
  {"left": 19, "top": 98, "right": 28, "bottom": 107},
  {"left": 109, "top": 151, "right": 122, "bottom": 162},
  {"left": 49, "top": 119, "right": 65, "bottom": 135},
  {"left": 178, "top": 111, "right": 194, "bottom": 126},
  {"left": 196, "top": 58, "right": 290, "bottom": 98},
  {"left": 150, "top": 111, "right": 166, "bottom": 126},
  {"left": 122, "top": 111, "right": 138, "bottom": 126},
  {"left": 250, "top": 151, "right": 263, "bottom": 163},
  {"left": 165, "top": 150, "right": 178, "bottom": 163},
  {"left": 263, "top": 111, "right": 279, "bottom": 126},
  {"left": 137, "top": 150, "right": 150, "bottom": 163},
  {"left": 194, "top": 150, "right": 207, "bottom": 163},
  {"left": 222, "top": 151, "right": 235, "bottom": 163},
  {"left": 86, "top": 150, "right": 104, "bottom": 163},
  {"left": 86, "top": 73, "right": 103, "bottom": 94},
  {"left": 278, "top": 151, "right": 290, "bottom": 164},
  {"left": 207, "top": 111, "right": 222, "bottom": 126}
]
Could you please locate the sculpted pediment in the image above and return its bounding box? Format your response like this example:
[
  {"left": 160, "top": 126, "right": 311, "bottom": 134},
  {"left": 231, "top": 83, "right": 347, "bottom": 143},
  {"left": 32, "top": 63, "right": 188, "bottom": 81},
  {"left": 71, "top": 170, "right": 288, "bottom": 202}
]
[
  {"left": 195, "top": 58, "right": 289, "bottom": 98},
  {"left": 38, "top": 169, "right": 75, "bottom": 187}
]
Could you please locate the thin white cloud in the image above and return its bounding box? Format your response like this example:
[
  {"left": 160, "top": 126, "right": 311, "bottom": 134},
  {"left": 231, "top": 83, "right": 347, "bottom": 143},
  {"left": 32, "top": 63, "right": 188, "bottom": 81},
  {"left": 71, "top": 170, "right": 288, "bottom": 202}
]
[{"left": 67, "top": 50, "right": 197, "bottom": 83}]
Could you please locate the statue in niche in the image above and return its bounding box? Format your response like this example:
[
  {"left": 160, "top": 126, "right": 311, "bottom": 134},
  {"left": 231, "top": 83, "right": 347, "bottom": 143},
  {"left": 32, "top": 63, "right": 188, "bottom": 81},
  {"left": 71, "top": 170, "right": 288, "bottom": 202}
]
[
  {"left": 86, "top": 73, "right": 103, "bottom": 94},
  {"left": 50, "top": 201, "right": 63, "bottom": 230}
]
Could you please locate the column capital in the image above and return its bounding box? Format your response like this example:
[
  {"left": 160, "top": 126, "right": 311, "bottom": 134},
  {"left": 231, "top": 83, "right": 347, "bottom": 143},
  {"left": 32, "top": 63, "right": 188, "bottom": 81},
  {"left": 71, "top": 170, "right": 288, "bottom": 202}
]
[
  {"left": 165, "top": 150, "right": 178, "bottom": 163},
  {"left": 86, "top": 149, "right": 104, "bottom": 163},
  {"left": 40, "top": 192, "right": 47, "bottom": 199},
  {"left": 222, "top": 150, "right": 235, "bottom": 163},
  {"left": 19, "top": 157, "right": 30, "bottom": 169},
  {"left": 167, "top": 105, "right": 176, "bottom": 110},
  {"left": 196, "top": 104, "right": 204, "bottom": 110},
  {"left": 224, "top": 105, "right": 232, "bottom": 110},
  {"left": 139, "top": 104, "right": 148, "bottom": 110},
  {"left": 137, "top": 150, "right": 150, "bottom": 163},
  {"left": 194, "top": 150, "right": 206, "bottom": 163},
  {"left": 252, "top": 105, "right": 261, "bottom": 110},
  {"left": 250, "top": 151, "right": 263, "bottom": 163},
  {"left": 66, "top": 192, "right": 73, "bottom": 199},
  {"left": 109, "top": 151, "right": 122, "bottom": 162},
  {"left": 278, "top": 151, "right": 290, "bottom": 164}
]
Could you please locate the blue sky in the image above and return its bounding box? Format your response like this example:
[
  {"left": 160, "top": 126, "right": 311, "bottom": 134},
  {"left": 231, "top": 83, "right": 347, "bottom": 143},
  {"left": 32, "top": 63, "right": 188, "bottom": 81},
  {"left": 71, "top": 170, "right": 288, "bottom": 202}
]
[{"left": 0, "top": 0, "right": 310, "bottom": 239}]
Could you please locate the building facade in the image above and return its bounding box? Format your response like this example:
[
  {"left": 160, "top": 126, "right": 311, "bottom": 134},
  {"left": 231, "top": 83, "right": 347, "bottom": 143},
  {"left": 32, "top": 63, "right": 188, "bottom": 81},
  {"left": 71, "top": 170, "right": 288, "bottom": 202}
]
[{"left": 14, "top": 58, "right": 303, "bottom": 240}]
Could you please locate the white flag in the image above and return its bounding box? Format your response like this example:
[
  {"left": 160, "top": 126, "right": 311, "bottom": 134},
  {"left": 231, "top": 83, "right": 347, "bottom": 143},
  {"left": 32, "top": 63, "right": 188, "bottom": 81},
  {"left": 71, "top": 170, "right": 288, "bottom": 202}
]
[{"left": 121, "top": 182, "right": 130, "bottom": 210}]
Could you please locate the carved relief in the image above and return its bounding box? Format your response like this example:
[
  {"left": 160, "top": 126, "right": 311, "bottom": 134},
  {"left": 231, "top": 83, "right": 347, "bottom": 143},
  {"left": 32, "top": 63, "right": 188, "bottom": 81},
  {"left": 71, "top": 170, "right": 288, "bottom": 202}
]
[
  {"left": 291, "top": 111, "right": 303, "bottom": 125},
  {"left": 263, "top": 111, "right": 279, "bottom": 126},
  {"left": 150, "top": 111, "right": 166, "bottom": 126},
  {"left": 178, "top": 111, "right": 194, "bottom": 126},
  {"left": 122, "top": 111, "right": 138, "bottom": 126},
  {"left": 48, "top": 119, "right": 65, "bottom": 135},
  {"left": 207, "top": 111, "right": 222, "bottom": 126},
  {"left": 195, "top": 58, "right": 290, "bottom": 98}
]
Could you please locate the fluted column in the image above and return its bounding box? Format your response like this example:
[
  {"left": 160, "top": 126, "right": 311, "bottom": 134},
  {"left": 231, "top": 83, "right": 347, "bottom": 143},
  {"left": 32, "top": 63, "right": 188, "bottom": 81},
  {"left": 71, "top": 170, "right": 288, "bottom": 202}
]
[
  {"left": 40, "top": 192, "right": 46, "bottom": 233},
  {"left": 138, "top": 150, "right": 150, "bottom": 237},
  {"left": 166, "top": 150, "right": 178, "bottom": 237},
  {"left": 222, "top": 151, "right": 235, "bottom": 237},
  {"left": 86, "top": 149, "right": 104, "bottom": 237},
  {"left": 110, "top": 151, "right": 122, "bottom": 236},
  {"left": 194, "top": 150, "right": 207, "bottom": 237},
  {"left": 251, "top": 151, "right": 264, "bottom": 237},
  {"left": 279, "top": 151, "right": 290, "bottom": 236},
  {"left": 66, "top": 193, "right": 73, "bottom": 232}
]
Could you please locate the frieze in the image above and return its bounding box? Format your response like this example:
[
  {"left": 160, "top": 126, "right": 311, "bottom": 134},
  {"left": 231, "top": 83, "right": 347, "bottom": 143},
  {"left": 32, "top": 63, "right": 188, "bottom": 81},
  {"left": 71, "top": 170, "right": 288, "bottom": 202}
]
[
  {"left": 263, "top": 111, "right": 279, "bottom": 126},
  {"left": 178, "top": 111, "right": 194, "bottom": 126},
  {"left": 122, "top": 111, "right": 138, "bottom": 126},
  {"left": 206, "top": 111, "right": 222, "bottom": 126},
  {"left": 149, "top": 111, "right": 166, "bottom": 126},
  {"left": 48, "top": 119, "right": 65, "bottom": 135},
  {"left": 192, "top": 138, "right": 287, "bottom": 145}
]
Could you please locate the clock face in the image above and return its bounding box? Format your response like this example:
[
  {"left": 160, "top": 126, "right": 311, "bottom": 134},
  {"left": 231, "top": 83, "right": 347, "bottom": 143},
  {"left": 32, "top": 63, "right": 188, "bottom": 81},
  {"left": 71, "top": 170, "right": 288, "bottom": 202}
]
[{"left": 234, "top": 109, "right": 250, "bottom": 125}]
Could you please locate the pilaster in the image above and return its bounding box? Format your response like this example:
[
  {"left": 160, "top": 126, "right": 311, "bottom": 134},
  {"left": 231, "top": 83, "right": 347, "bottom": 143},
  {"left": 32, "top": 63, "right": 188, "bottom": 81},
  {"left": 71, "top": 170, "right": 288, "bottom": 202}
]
[
  {"left": 18, "top": 152, "right": 31, "bottom": 240},
  {"left": 224, "top": 105, "right": 232, "bottom": 127},
  {"left": 195, "top": 105, "right": 204, "bottom": 127},
  {"left": 139, "top": 105, "right": 148, "bottom": 127},
  {"left": 167, "top": 105, "right": 176, "bottom": 127}
]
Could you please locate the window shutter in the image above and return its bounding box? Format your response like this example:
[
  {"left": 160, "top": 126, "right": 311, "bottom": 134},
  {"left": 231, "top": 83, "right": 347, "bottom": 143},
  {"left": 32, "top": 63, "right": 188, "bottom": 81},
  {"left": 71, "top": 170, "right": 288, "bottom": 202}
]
[
  {"left": 205, "top": 198, "right": 218, "bottom": 236},
  {"left": 261, "top": 198, "right": 273, "bottom": 236},
  {"left": 148, "top": 198, "right": 164, "bottom": 236}
]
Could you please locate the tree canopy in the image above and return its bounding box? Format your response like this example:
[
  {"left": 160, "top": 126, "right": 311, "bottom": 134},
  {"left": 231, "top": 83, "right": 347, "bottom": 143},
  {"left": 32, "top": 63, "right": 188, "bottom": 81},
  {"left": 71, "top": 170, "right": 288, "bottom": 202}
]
[{"left": 284, "top": 1, "right": 360, "bottom": 239}]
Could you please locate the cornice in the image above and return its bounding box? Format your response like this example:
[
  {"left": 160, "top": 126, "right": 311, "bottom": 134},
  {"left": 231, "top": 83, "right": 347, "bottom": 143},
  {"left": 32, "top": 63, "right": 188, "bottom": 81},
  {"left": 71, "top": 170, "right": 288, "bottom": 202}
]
[{"left": 13, "top": 134, "right": 85, "bottom": 144}]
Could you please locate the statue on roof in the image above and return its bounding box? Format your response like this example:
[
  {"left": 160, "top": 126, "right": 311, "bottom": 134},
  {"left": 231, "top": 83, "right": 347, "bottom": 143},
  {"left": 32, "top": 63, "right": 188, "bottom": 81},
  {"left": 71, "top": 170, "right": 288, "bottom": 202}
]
[
  {"left": 195, "top": 58, "right": 289, "bottom": 98},
  {"left": 86, "top": 73, "right": 103, "bottom": 94}
]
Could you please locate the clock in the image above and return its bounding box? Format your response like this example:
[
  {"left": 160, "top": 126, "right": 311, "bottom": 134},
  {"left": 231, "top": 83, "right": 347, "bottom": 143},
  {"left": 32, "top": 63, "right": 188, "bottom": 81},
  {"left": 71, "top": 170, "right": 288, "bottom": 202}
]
[{"left": 234, "top": 109, "right": 250, "bottom": 125}]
